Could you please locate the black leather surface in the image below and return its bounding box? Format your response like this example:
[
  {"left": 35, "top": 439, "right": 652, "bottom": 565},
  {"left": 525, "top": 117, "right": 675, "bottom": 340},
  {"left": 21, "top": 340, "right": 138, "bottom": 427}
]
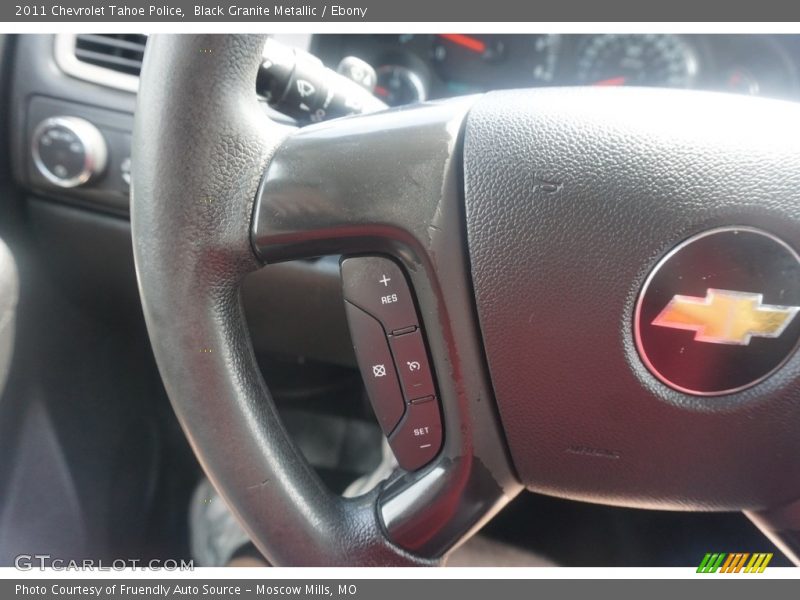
[
  {"left": 132, "top": 34, "right": 431, "bottom": 566},
  {"left": 464, "top": 88, "right": 800, "bottom": 510}
]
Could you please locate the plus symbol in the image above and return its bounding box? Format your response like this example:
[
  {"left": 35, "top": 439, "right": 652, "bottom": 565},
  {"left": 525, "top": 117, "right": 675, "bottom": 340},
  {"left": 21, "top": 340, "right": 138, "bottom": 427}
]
[{"left": 379, "top": 275, "right": 391, "bottom": 287}]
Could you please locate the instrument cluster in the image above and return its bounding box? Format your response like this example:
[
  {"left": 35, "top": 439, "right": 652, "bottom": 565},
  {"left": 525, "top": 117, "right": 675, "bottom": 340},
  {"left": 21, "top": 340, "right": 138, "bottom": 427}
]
[{"left": 313, "top": 34, "right": 800, "bottom": 106}]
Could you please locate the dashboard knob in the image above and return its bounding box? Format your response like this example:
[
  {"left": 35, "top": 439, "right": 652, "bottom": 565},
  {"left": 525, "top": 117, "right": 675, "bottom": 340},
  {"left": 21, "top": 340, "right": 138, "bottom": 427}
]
[{"left": 32, "top": 116, "right": 108, "bottom": 188}]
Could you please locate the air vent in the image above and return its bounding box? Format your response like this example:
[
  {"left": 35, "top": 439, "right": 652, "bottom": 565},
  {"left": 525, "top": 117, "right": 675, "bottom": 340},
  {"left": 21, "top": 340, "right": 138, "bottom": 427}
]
[
  {"left": 54, "top": 33, "right": 311, "bottom": 94},
  {"left": 74, "top": 34, "right": 147, "bottom": 77}
]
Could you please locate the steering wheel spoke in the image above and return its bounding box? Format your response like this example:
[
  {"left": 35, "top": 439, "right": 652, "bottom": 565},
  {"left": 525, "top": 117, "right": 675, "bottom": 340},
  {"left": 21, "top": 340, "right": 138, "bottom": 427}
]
[
  {"left": 251, "top": 96, "right": 522, "bottom": 558},
  {"left": 252, "top": 98, "right": 473, "bottom": 262}
]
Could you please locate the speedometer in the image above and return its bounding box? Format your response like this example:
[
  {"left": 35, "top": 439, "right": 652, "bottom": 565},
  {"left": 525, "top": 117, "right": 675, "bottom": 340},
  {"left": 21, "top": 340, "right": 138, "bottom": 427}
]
[{"left": 576, "top": 34, "right": 699, "bottom": 88}]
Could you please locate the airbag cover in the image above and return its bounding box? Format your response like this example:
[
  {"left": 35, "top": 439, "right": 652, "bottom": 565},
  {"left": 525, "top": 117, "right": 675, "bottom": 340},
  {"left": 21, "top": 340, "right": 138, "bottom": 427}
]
[{"left": 463, "top": 88, "right": 800, "bottom": 510}]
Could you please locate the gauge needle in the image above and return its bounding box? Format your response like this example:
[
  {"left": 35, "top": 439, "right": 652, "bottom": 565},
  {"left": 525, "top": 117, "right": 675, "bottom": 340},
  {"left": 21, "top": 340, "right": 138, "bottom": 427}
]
[
  {"left": 593, "top": 76, "right": 627, "bottom": 86},
  {"left": 438, "top": 34, "right": 487, "bottom": 54}
]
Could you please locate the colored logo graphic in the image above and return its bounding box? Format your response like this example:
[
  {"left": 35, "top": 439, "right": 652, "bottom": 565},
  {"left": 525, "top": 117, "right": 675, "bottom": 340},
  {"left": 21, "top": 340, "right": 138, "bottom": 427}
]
[
  {"left": 652, "top": 289, "right": 799, "bottom": 346},
  {"left": 696, "top": 552, "right": 773, "bottom": 573},
  {"left": 634, "top": 227, "right": 800, "bottom": 395}
]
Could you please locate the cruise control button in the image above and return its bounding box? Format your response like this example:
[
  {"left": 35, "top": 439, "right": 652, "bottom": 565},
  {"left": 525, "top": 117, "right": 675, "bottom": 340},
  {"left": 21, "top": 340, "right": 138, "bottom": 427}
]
[
  {"left": 344, "top": 301, "right": 406, "bottom": 435},
  {"left": 388, "top": 398, "right": 442, "bottom": 471},
  {"left": 341, "top": 256, "right": 418, "bottom": 334},
  {"left": 389, "top": 330, "right": 436, "bottom": 401}
]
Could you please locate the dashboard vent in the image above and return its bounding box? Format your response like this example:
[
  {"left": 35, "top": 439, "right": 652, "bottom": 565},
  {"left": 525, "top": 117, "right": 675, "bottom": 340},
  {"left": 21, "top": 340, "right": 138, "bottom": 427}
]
[
  {"left": 55, "top": 34, "right": 307, "bottom": 94},
  {"left": 73, "top": 34, "right": 147, "bottom": 77}
]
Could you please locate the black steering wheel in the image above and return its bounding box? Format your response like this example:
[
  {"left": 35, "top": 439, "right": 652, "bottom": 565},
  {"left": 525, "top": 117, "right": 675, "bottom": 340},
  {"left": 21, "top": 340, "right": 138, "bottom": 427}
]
[{"left": 132, "top": 34, "right": 800, "bottom": 566}]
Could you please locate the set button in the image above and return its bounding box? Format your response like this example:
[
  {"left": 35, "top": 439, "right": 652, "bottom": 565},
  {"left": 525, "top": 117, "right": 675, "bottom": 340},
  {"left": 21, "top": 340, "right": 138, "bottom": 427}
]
[{"left": 388, "top": 397, "right": 442, "bottom": 471}]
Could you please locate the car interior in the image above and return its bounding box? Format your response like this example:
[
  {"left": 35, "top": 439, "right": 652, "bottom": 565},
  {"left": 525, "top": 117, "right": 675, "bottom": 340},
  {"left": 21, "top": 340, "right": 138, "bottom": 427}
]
[{"left": 1, "top": 33, "right": 800, "bottom": 567}]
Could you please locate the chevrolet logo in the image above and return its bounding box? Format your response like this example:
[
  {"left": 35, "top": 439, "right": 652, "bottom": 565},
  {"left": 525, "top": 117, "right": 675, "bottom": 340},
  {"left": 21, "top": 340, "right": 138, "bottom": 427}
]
[{"left": 652, "top": 289, "right": 800, "bottom": 345}]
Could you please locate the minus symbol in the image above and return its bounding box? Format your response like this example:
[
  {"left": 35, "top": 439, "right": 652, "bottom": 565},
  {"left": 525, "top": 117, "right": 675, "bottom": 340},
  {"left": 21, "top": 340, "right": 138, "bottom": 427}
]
[{"left": 419, "top": 444, "right": 432, "bottom": 449}]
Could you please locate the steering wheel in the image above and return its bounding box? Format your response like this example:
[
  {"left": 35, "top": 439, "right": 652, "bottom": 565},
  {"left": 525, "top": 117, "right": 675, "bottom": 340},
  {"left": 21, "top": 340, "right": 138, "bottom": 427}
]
[{"left": 132, "top": 34, "right": 800, "bottom": 566}]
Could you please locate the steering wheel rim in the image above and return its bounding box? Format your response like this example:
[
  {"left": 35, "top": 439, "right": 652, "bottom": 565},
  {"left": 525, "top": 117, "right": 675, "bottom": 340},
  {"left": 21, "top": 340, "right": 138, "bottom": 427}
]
[
  {"left": 130, "top": 34, "right": 419, "bottom": 566},
  {"left": 133, "top": 34, "right": 800, "bottom": 566},
  {"left": 132, "top": 34, "right": 519, "bottom": 566}
]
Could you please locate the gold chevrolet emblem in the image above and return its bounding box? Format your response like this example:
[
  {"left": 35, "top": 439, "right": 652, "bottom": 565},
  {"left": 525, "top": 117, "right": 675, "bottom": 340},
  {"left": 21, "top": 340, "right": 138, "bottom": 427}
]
[{"left": 652, "top": 289, "right": 800, "bottom": 345}]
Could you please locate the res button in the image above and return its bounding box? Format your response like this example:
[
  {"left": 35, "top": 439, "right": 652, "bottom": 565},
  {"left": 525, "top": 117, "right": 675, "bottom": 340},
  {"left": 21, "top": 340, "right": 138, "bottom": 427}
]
[{"left": 341, "top": 256, "right": 419, "bottom": 334}]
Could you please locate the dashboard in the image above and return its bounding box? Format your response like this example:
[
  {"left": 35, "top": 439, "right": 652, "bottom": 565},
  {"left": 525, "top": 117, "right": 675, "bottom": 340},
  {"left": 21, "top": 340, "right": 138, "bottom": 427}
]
[
  {"left": 313, "top": 34, "right": 800, "bottom": 105},
  {"left": 10, "top": 33, "right": 800, "bottom": 220}
]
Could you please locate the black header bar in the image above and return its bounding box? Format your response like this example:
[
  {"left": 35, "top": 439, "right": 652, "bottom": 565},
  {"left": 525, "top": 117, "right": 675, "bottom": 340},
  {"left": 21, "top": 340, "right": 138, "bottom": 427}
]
[{"left": 4, "top": 0, "right": 800, "bottom": 22}]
